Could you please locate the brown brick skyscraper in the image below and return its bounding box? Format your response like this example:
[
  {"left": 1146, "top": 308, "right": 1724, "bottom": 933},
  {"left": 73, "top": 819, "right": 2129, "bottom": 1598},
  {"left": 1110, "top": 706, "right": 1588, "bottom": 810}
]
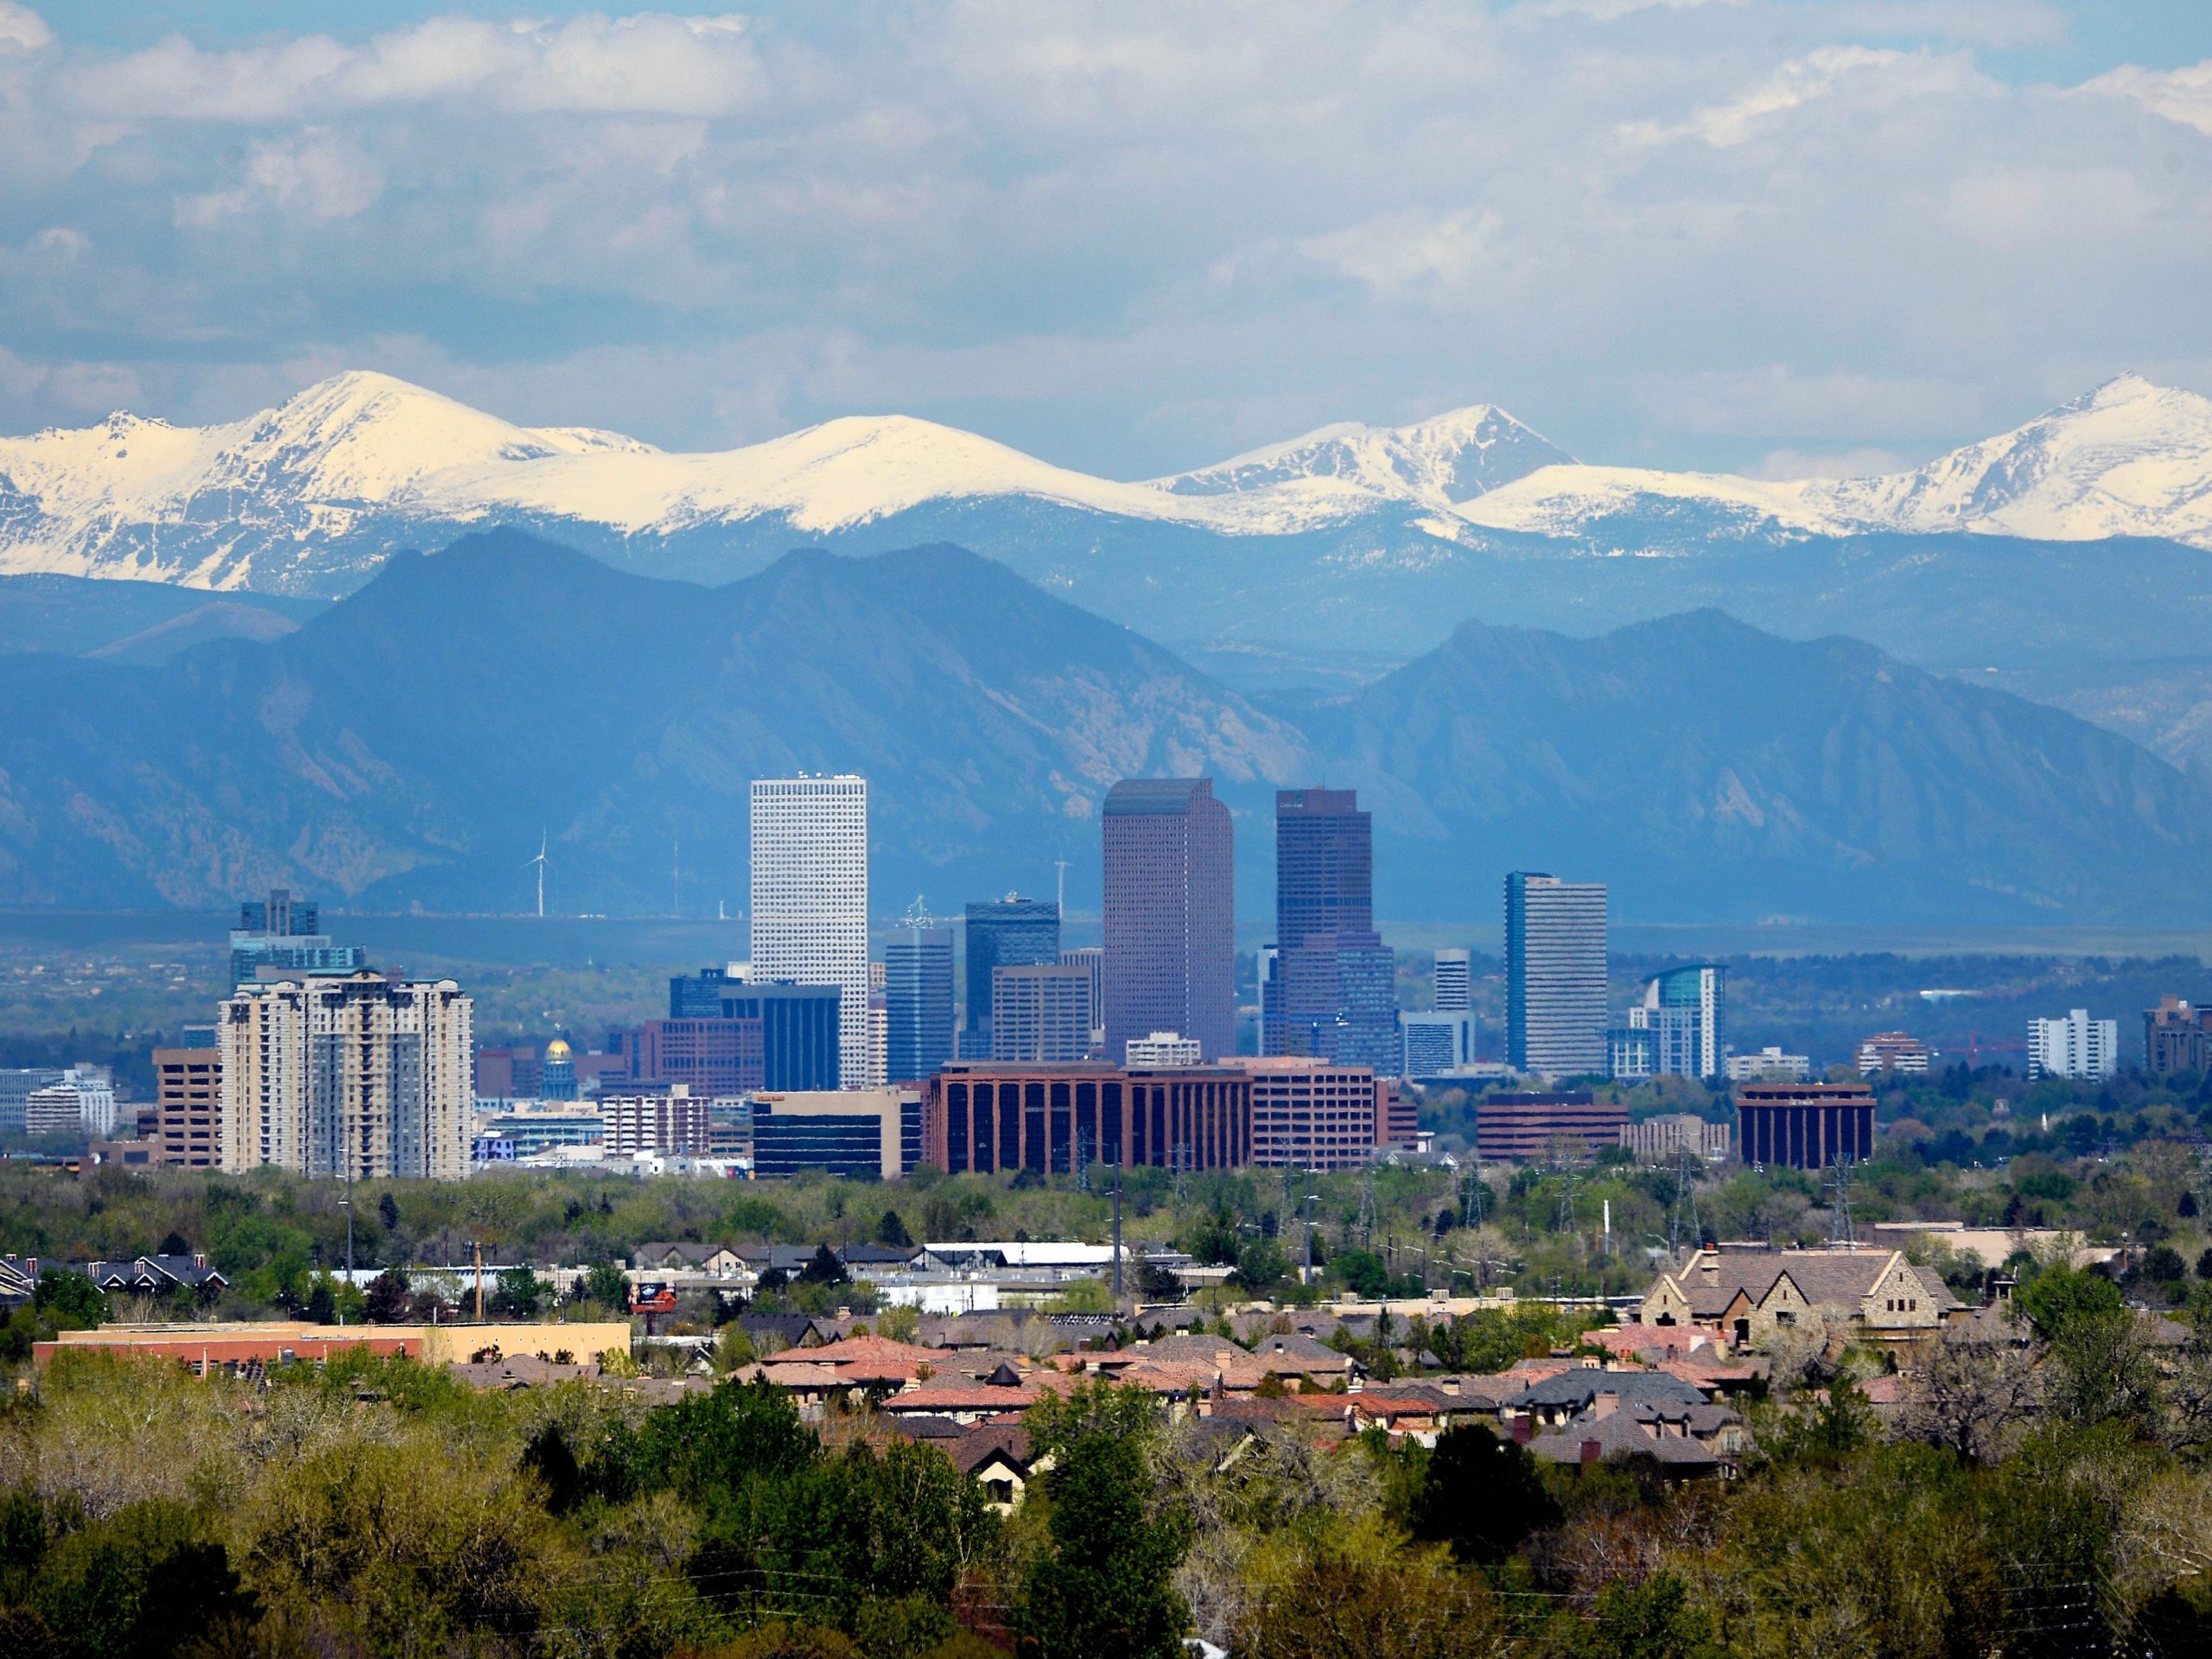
[{"left": 1103, "top": 778, "right": 1235, "bottom": 1062}]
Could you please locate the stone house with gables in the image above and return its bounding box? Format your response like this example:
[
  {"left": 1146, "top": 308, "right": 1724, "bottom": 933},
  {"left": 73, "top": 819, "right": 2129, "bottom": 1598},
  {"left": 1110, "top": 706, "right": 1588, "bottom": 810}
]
[{"left": 1640, "top": 1244, "right": 1956, "bottom": 1351}]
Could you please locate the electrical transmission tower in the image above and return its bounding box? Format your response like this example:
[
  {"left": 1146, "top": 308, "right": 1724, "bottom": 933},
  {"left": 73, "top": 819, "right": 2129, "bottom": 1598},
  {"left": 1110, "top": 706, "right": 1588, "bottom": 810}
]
[
  {"left": 1172, "top": 1142, "right": 1192, "bottom": 1202},
  {"left": 1460, "top": 1161, "right": 1485, "bottom": 1232},
  {"left": 1669, "top": 1142, "right": 1703, "bottom": 1256},
  {"left": 1829, "top": 1158, "right": 1858, "bottom": 1249},
  {"left": 1356, "top": 1163, "right": 1379, "bottom": 1251},
  {"left": 1075, "top": 1128, "right": 1094, "bottom": 1194}
]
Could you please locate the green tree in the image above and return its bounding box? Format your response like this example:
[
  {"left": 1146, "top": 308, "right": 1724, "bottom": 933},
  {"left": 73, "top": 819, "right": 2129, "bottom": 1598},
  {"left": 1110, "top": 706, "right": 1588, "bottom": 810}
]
[
  {"left": 363, "top": 1268, "right": 410, "bottom": 1324},
  {"left": 2018, "top": 1267, "right": 2162, "bottom": 1427},
  {"left": 1407, "top": 1423, "right": 1558, "bottom": 1565},
  {"left": 377, "top": 1191, "right": 400, "bottom": 1232},
  {"left": 32, "top": 1269, "right": 108, "bottom": 1329},
  {"left": 800, "top": 1245, "right": 849, "bottom": 1287},
  {"left": 28, "top": 1499, "right": 256, "bottom": 1659},
  {"left": 1232, "top": 1236, "right": 1288, "bottom": 1294},
  {"left": 582, "top": 1260, "right": 629, "bottom": 1309},
  {"left": 1026, "top": 1378, "right": 1161, "bottom": 1464},
  {"left": 875, "top": 1304, "right": 920, "bottom": 1344},
  {"left": 1186, "top": 1211, "right": 1241, "bottom": 1267},
  {"left": 874, "top": 1210, "right": 914, "bottom": 1249},
  {"left": 1574, "top": 1572, "right": 1726, "bottom": 1659},
  {"left": 304, "top": 1277, "right": 337, "bottom": 1326},
  {"left": 1018, "top": 1431, "right": 1189, "bottom": 1659},
  {"left": 494, "top": 1268, "right": 545, "bottom": 1319}
]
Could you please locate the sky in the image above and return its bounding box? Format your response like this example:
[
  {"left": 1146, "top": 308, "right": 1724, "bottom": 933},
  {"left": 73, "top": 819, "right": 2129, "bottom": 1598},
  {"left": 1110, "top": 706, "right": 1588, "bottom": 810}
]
[{"left": 2, "top": 0, "right": 2209, "bottom": 480}]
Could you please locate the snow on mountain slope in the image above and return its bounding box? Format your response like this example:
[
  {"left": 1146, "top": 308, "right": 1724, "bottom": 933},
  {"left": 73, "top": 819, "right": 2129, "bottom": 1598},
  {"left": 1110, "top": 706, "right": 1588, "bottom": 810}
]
[
  {"left": 0, "top": 372, "right": 664, "bottom": 586},
  {"left": 6, "top": 369, "right": 2212, "bottom": 598},
  {"left": 1801, "top": 374, "right": 2212, "bottom": 547},
  {"left": 1451, "top": 463, "right": 1854, "bottom": 544},
  {"left": 1447, "top": 376, "right": 2212, "bottom": 552},
  {"left": 0, "top": 371, "right": 1457, "bottom": 589},
  {"left": 1154, "top": 404, "right": 1573, "bottom": 512},
  {"left": 417, "top": 411, "right": 1238, "bottom": 537}
]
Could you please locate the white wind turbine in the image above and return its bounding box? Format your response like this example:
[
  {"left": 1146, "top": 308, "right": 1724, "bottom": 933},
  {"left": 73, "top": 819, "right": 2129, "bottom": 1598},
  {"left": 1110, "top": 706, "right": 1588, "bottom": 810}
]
[{"left": 526, "top": 831, "right": 550, "bottom": 918}]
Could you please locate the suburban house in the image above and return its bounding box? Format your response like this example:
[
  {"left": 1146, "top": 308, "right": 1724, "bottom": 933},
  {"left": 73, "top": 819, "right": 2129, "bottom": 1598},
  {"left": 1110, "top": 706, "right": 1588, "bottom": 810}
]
[
  {"left": 79, "top": 1254, "right": 229, "bottom": 1300},
  {"left": 1639, "top": 1243, "right": 1956, "bottom": 1349},
  {"left": 1501, "top": 1368, "right": 1709, "bottom": 1430},
  {"left": 630, "top": 1243, "right": 746, "bottom": 1277},
  {"left": 945, "top": 1423, "right": 1043, "bottom": 1512},
  {"left": 1526, "top": 1407, "right": 1732, "bottom": 1478}
]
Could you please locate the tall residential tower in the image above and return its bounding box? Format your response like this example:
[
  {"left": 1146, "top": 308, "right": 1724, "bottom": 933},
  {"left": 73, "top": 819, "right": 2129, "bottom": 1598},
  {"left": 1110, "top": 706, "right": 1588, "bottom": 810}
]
[{"left": 219, "top": 970, "right": 474, "bottom": 1179}]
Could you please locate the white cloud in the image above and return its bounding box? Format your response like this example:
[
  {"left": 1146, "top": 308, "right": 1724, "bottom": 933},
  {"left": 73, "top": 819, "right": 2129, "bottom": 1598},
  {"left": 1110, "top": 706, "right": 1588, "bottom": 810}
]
[
  {"left": 2083, "top": 59, "right": 2212, "bottom": 137},
  {"left": 0, "top": 2, "right": 2204, "bottom": 478},
  {"left": 1618, "top": 45, "right": 1955, "bottom": 149},
  {"left": 1515, "top": 0, "right": 1745, "bottom": 19},
  {"left": 28, "top": 226, "right": 86, "bottom": 263},
  {"left": 0, "top": 3, "right": 49, "bottom": 54},
  {"left": 67, "top": 12, "right": 766, "bottom": 121},
  {"left": 1300, "top": 208, "right": 1506, "bottom": 297},
  {"left": 177, "top": 130, "right": 385, "bottom": 226}
]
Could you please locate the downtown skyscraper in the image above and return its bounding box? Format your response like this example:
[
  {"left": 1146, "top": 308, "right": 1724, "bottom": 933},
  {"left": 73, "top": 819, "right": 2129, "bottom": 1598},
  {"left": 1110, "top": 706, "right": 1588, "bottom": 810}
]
[
  {"left": 750, "top": 775, "right": 869, "bottom": 1087},
  {"left": 1505, "top": 872, "right": 1608, "bottom": 1077},
  {"left": 1102, "top": 778, "right": 1235, "bottom": 1062},
  {"left": 963, "top": 894, "right": 1060, "bottom": 1056},
  {"left": 884, "top": 910, "right": 955, "bottom": 1084},
  {"left": 1265, "top": 787, "right": 1395, "bottom": 1071}
]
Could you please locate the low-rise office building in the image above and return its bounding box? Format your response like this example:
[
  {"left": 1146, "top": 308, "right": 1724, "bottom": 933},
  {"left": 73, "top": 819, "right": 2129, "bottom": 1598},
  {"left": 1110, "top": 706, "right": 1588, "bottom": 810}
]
[
  {"left": 1737, "top": 1082, "right": 1875, "bottom": 1169},
  {"left": 1244, "top": 1057, "right": 1412, "bottom": 1170},
  {"left": 1474, "top": 1091, "right": 1627, "bottom": 1162},
  {"left": 1621, "top": 1114, "right": 1732, "bottom": 1164},
  {"left": 1856, "top": 1031, "right": 1930, "bottom": 1075},
  {"left": 925, "top": 1061, "right": 1249, "bottom": 1175},
  {"left": 753, "top": 1088, "right": 920, "bottom": 1180}
]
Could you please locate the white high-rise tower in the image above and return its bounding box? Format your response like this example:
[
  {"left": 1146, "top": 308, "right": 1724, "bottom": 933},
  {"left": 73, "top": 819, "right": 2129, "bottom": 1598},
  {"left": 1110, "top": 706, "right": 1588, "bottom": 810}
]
[{"left": 750, "top": 775, "right": 870, "bottom": 1088}]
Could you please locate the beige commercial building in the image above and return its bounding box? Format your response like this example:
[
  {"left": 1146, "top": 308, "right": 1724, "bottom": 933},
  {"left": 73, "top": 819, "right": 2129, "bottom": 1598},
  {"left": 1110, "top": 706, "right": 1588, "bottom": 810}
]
[
  {"left": 219, "top": 971, "right": 474, "bottom": 1180},
  {"left": 1621, "top": 1113, "right": 1732, "bottom": 1164},
  {"left": 992, "top": 964, "right": 1095, "bottom": 1063}
]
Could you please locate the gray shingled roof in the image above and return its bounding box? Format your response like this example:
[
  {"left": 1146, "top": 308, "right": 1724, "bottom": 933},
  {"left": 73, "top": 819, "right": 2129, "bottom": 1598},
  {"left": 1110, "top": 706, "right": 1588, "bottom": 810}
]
[
  {"left": 1529, "top": 1412, "right": 1721, "bottom": 1466},
  {"left": 1508, "top": 1370, "right": 1708, "bottom": 1411}
]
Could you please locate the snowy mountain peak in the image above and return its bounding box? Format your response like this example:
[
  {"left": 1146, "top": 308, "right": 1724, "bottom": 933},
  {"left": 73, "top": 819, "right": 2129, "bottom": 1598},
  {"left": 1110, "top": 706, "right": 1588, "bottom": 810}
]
[
  {"left": 1155, "top": 402, "right": 1573, "bottom": 505},
  {"left": 4, "top": 369, "right": 2212, "bottom": 597},
  {"left": 1803, "top": 374, "right": 2212, "bottom": 543}
]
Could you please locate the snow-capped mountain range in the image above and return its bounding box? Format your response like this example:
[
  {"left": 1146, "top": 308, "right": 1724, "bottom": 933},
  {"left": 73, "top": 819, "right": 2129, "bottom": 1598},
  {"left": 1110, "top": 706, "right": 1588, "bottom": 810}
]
[
  {"left": 1452, "top": 374, "right": 2212, "bottom": 550},
  {"left": 3, "top": 370, "right": 2210, "bottom": 661}
]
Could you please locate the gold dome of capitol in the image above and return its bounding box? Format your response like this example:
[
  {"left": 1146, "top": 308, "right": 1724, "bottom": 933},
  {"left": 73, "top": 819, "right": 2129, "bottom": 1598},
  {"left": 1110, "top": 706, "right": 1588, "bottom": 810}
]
[{"left": 544, "top": 1038, "right": 573, "bottom": 1060}]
